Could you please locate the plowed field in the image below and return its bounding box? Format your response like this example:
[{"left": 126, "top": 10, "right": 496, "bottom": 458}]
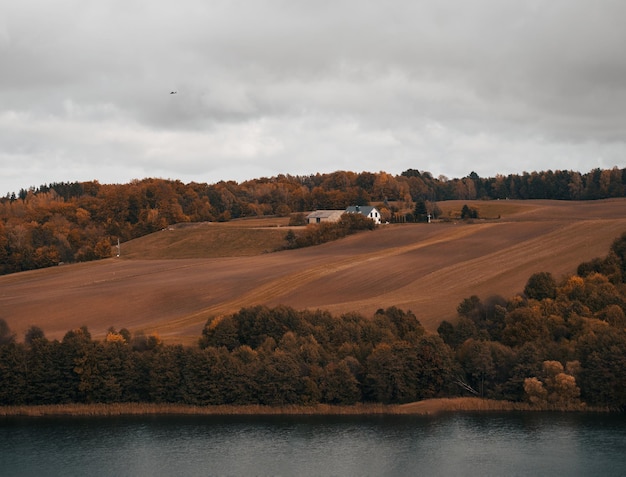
[{"left": 2, "top": 199, "right": 625, "bottom": 344}]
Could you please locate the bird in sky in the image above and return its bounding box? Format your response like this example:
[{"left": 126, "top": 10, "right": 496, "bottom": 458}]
[{"left": 170, "top": 91, "right": 177, "bottom": 94}]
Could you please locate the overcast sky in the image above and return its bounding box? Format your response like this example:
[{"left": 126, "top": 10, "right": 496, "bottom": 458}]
[{"left": 2, "top": 0, "right": 625, "bottom": 196}]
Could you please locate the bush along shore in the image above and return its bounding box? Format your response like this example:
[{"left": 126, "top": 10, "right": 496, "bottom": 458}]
[{"left": 2, "top": 233, "right": 626, "bottom": 413}]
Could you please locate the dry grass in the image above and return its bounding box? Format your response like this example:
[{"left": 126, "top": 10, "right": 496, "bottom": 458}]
[
  {"left": 398, "top": 398, "right": 532, "bottom": 414},
  {"left": 0, "top": 398, "right": 606, "bottom": 417},
  {"left": 120, "top": 222, "right": 292, "bottom": 259},
  {"left": 437, "top": 200, "right": 535, "bottom": 219},
  {"left": 2, "top": 199, "right": 626, "bottom": 344},
  {"left": 0, "top": 403, "right": 391, "bottom": 417}
]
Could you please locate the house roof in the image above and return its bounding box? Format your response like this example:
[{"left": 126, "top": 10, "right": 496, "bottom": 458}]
[
  {"left": 306, "top": 210, "right": 344, "bottom": 219},
  {"left": 345, "top": 205, "right": 377, "bottom": 215}
]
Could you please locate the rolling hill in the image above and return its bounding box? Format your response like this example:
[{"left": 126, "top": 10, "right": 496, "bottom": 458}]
[{"left": 2, "top": 199, "right": 625, "bottom": 345}]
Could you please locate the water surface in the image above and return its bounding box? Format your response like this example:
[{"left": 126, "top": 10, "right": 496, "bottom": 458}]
[{"left": 1, "top": 412, "right": 625, "bottom": 476}]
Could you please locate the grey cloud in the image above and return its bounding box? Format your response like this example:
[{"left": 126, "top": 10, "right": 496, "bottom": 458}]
[{"left": 1, "top": 0, "right": 625, "bottom": 195}]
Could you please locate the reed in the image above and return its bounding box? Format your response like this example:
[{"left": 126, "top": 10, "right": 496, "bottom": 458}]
[
  {"left": 0, "top": 399, "right": 608, "bottom": 418},
  {"left": 0, "top": 403, "right": 393, "bottom": 417}
]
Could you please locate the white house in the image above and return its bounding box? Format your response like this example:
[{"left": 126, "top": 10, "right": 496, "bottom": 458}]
[
  {"left": 345, "top": 205, "right": 382, "bottom": 224},
  {"left": 305, "top": 210, "right": 345, "bottom": 224}
]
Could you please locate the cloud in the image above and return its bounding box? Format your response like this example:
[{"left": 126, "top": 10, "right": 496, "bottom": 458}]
[{"left": 1, "top": 0, "right": 625, "bottom": 195}]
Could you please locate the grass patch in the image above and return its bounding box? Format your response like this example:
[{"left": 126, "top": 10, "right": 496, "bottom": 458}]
[
  {"left": 121, "top": 223, "right": 292, "bottom": 259},
  {"left": 438, "top": 200, "right": 535, "bottom": 220}
]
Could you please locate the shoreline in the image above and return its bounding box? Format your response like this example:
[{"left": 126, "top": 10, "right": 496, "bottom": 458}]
[{"left": 0, "top": 398, "right": 608, "bottom": 418}]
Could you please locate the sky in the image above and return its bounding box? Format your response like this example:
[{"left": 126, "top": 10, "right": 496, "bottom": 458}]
[{"left": 2, "top": 0, "right": 626, "bottom": 196}]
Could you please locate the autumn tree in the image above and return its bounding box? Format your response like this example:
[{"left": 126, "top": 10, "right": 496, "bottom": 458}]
[
  {"left": 320, "top": 359, "right": 361, "bottom": 404},
  {"left": 524, "top": 360, "right": 582, "bottom": 409},
  {"left": 457, "top": 339, "right": 496, "bottom": 397},
  {"left": 364, "top": 336, "right": 454, "bottom": 403},
  {"left": 524, "top": 272, "right": 557, "bottom": 300},
  {"left": 0, "top": 319, "right": 15, "bottom": 345},
  {"left": 501, "top": 306, "right": 550, "bottom": 348},
  {"left": 576, "top": 327, "right": 626, "bottom": 409},
  {"left": 0, "top": 342, "right": 27, "bottom": 404},
  {"left": 24, "top": 325, "right": 46, "bottom": 346}
]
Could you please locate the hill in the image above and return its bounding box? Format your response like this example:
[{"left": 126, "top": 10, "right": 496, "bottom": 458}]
[
  {"left": 3, "top": 168, "right": 625, "bottom": 275},
  {"left": 2, "top": 199, "right": 625, "bottom": 345},
  {"left": 119, "top": 218, "right": 292, "bottom": 259}
]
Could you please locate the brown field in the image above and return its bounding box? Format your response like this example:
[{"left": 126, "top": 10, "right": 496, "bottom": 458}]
[{"left": 2, "top": 199, "right": 626, "bottom": 345}]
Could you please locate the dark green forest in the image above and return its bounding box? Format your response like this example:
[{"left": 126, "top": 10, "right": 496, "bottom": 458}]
[
  {"left": 1, "top": 167, "right": 625, "bottom": 275},
  {"left": 2, "top": 232, "right": 626, "bottom": 410}
]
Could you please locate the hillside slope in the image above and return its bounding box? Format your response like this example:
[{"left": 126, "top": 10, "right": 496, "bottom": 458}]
[
  {"left": 1, "top": 199, "right": 625, "bottom": 344},
  {"left": 120, "top": 219, "right": 292, "bottom": 259}
]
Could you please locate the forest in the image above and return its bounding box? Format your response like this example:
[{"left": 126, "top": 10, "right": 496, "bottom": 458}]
[
  {"left": 1, "top": 166, "right": 625, "bottom": 275},
  {"left": 1, "top": 232, "right": 626, "bottom": 410}
]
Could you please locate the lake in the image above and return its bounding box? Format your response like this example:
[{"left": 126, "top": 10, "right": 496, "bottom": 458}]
[{"left": 1, "top": 412, "right": 625, "bottom": 476}]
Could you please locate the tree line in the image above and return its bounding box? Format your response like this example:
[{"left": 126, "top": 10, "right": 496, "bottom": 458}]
[
  {"left": 2, "top": 232, "right": 626, "bottom": 409},
  {"left": 1, "top": 167, "right": 625, "bottom": 275}
]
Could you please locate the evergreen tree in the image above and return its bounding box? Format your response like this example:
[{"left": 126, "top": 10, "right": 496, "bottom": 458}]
[{"left": 413, "top": 200, "right": 428, "bottom": 222}]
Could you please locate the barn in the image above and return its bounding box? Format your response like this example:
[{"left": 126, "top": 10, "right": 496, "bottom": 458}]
[{"left": 305, "top": 210, "right": 345, "bottom": 224}]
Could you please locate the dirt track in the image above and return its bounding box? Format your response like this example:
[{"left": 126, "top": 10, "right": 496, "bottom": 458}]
[{"left": 2, "top": 199, "right": 625, "bottom": 344}]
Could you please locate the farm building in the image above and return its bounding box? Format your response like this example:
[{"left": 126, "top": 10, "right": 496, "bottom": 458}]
[
  {"left": 306, "top": 206, "right": 383, "bottom": 225},
  {"left": 306, "top": 210, "right": 345, "bottom": 224},
  {"left": 345, "top": 205, "right": 382, "bottom": 225}
]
